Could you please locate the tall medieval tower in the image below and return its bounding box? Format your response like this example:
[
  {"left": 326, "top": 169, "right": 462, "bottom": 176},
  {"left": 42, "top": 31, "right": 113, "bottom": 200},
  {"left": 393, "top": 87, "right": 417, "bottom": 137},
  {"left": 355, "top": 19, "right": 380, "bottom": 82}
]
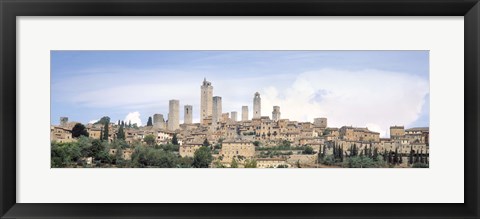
[
  {"left": 253, "top": 92, "right": 261, "bottom": 119},
  {"left": 272, "top": 106, "right": 281, "bottom": 122},
  {"left": 242, "top": 106, "right": 248, "bottom": 121},
  {"left": 184, "top": 105, "right": 193, "bottom": 124},
  {"left": 153, "top": 114, "right": 166, "bottom": 129},
  {"left": 168, "top": 99, "right": 179, "bottom": 131},
  {"left": 200, "top": 78, "right": 213, "bottom": 123},
  {"left": 212, "top": 96, "right": 222, "bottom": 124}
]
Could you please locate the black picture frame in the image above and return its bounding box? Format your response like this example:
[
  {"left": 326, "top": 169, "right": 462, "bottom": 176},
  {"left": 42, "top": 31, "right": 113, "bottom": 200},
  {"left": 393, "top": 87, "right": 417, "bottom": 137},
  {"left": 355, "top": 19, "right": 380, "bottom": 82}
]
[{"left": 1, "top": 0, "right": 479, "bottom": 218}]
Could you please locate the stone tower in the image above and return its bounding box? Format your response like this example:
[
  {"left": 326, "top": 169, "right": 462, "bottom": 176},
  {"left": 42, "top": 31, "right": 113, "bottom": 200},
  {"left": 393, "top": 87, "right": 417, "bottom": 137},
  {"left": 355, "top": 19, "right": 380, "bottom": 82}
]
[
  {"left": 168, "top": 100, "right": 179, "bottom": 131},
  {"left": 242, "top": 106, "right": 248, "bottom": 121},
  {"left": 200, "top": 78, "right": 213, "bottom": 123},
  {"left": 253, "top": 92, "right": 261, "bottom": 119},
  {"left": 184, "top": 105, "right": 193, "bottom": 124},
  {"left": 231, "top": 111, "right": 238, "bottom": 122},
  {"left": 212, "top": 96, "right": 222, "bottom": 124},
  {"left": 153, "top": 114, "right": 166, "bottom": 129},
  {"left": 60, "top": 117, "right": 68, "bottom": 127},
  {"left": 272, "top": 106, "right": 281, "bottom": 122},
  {"left": 314, "top": 118, "right": 327, "bottom": 128}
]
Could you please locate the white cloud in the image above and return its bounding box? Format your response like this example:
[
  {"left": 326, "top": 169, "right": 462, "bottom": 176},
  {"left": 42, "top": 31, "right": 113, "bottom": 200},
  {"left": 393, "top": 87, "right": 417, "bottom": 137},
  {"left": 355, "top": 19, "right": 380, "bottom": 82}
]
[
  {"left": 124, "top": 111, "right": 142, "bottom": 126},
  {"left": 261, "top": 69, "right": 429, "bottom": 137},
  {"left": 88, "top": 119, "right": 98, "bottom": 124}
]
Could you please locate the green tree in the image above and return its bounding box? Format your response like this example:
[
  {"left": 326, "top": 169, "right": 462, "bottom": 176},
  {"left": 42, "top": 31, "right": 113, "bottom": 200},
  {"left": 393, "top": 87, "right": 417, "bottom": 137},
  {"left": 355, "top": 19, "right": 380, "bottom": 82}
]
[
  {"left": 409, "top": 146, "right": 414, "bottom": 164},
  {"left": 303, "top": 146, "right": 314, "bottom": 154},
  {"left": 193, "top": 146, "right": 213, "bottom": 168},
  {"left": 202, "top": 138, "right": 210, "bottom": 147},
  {"left": 172, "top": 134, "right": 179, "bottom": 145},
  {"left": 147, "top": 117, "right": 153, "bottom": 126},
  {"left": 117, "top": 125, "right": 125, "bottom": 140},
  {"left": 51, "top": 141, "right": 82, "bottom": 167},
  {"left": 95, "top": 116, "right": 111, "bottom": 125},
  {"left": 72, "top": 123, "right": 89, "bottom": 138},
  {"left": 412, "top": 162, "right": 429, "bottom": 168},
  {"left": 144, "top": 134, "right": 156, "bottom": 146},
  {"left": 230, "top": 159, "right": 238, "bottom": 168},
  {"left": 244, "top": 159, "right": 257, "bottom": 168},
  {"left": 103, "top": 122, "right": 109, "bottom": 142}
]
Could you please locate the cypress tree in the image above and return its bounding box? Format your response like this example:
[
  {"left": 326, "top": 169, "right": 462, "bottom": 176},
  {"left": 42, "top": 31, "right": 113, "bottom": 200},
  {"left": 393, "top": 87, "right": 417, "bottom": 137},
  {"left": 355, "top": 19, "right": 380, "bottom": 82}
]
[
  {"left": 172, "top": 134, "right": 179, "bottom": 145},
  {"left": 409, "top": 146, "right": 414, "bottom": 165},
  {"left": 394, "top": 148, "right": 399, "bottom": 164},
  {"left": 147, "top": 117, "right": 153, "bottom": 126},
  {"left": 415, "top": 150, "right": 419, "bottom": 163},
  {"left": 103, "top": 122, "right": 109, "bottom": 142},
  {"left": 383, "top": 149, "right": 387, "bottom": 161},
  {"left": 117, "top": 125, "right": 125, "bottom": 140},
  {"left": 100, "top": 127, "right": 103, "bottom": 141}
]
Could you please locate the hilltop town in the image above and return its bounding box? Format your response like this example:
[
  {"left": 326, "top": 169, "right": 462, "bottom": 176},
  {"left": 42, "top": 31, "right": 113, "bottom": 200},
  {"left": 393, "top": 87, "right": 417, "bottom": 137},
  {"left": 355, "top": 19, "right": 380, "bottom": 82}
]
[{"left": 51, "top": 78, "right": 429, "bottom": 168}]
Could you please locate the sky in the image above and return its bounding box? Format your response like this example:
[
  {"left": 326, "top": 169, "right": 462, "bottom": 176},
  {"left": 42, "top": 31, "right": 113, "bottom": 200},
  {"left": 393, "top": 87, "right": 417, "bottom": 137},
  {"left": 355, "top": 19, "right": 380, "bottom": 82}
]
[{"left": 51, "top": 50, "right": 429, "bottom": 137}]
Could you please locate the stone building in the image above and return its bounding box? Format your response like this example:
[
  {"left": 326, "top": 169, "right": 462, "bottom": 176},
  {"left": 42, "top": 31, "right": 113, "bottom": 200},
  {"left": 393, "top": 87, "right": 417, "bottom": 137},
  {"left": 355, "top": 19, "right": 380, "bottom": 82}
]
[
  {"left": 242, "top": 106, "right": 249, "bottom": 121},
  {"left": 231, "top": 111, "right": 238, "bottom": 122},
  {"left": 153, "top": 114, "right": 166, "bottom": 129},
  {"left": 390, "top": 126, "right": 405, "bottom": 139},
  {"left": 212, "top": 96, "right": 222, "bottom": 124},
  {"left": 50, "top": 125, "right": 76, "bottom": 143},
  {"left": 253, "top": 92, "right": 261, "bottom": 119},
  {"left": 220, "top": 141, "right": 255, "bottom": 163},
  {"left": 272, "top": 106, "right": 281, "bottom": 122},
  {"left": 200, "top": 78, "right": 213, "bottom": 123},
  {"left": 339, "top": 126, "right": 380, "bottom": 142},
  {"left": 179, "top": 143, "right": 203, "bottom": 157},
  {"left": 168, "top": 100, "right": 179, "bottom": 131},
  {"left": 313, "top": 118, "right": 327, "bottom": 128},
  {"left": 184, "top": 105, "right": 193, "bottom": 124}
]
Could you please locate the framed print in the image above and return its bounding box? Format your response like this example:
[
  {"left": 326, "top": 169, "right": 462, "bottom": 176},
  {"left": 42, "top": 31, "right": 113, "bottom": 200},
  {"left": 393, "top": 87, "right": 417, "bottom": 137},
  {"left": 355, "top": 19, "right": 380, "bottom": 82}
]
[{"left": 1, "top": 0, "right": 479, "bottom": 218}]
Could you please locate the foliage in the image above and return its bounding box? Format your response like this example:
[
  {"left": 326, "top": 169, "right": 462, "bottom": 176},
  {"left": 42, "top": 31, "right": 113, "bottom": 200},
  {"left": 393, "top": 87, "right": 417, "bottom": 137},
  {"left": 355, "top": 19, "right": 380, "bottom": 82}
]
[
  {"left": 117, "top": 125, "right": 125, "bottom": 140},
  {"left": 213, "top": 160, "right": 226, "bottom": 168},
  {"left": 319, "top": 155, "right": 336, "bottom": 166},
  {"left": 303, "top": 146, "right": 314, "bottom": 154},
  {"left": 172, "top": 134, "right": 179, "bottom": 145},
  {"left": 72, "top": 123, "right": 89, "bottom": 138},
  {"left": 131, "top": 146, "right": 178, "bottom": 168},
  {"left": 147, "top": 117, "right": 153, "bottom": 126},
  {"left": 253, "top": 141, "right": 261, "bottom": 147},
  {"left": 230, "top": 159, "right": 238, "bottom": 168},
  {"left": 342, "top": 155, "right": 387, "bottom": 168},
  {"left": 244, "top": 159, "right": 257, "bottom": 168},
  {"left": 412, "top": 163, "right": 429, "bottom": 168},
  {"left": 103, "top": 122, "right": 109, "bottom": 141},
  {"left": 155, "top": 143, "right": 179, "bottom": 152},
  {"left": 277, "top": 164, "right": 289, "bottom": 168},
  {"left": 193, "top": 146, "right": 213, "bottom": 168},
  {"left": 51, "top": 141, "right": 83, "bottom": 167},
  {"left": 143, "top": 134, "right": 156, "bottom": 146},
  {"left": 95, "top": 116, "right": 111, "bottom": 125},
  {"left": 202, "top": 138, "right": 210, "bottom": 147}
]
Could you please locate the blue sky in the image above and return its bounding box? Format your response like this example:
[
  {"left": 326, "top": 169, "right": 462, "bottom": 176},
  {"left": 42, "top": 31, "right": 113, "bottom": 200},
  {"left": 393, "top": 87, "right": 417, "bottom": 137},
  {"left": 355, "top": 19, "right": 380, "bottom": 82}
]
[{"left": 51, "top": 51, "right": 429, "bottom": 136}]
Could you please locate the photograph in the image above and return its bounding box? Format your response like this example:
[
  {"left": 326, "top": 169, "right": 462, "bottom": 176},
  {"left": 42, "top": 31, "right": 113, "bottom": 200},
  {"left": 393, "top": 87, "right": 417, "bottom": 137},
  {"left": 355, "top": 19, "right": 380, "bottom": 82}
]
[{"left": 50, "top": 50, "right": 430, "bottom": 168}]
